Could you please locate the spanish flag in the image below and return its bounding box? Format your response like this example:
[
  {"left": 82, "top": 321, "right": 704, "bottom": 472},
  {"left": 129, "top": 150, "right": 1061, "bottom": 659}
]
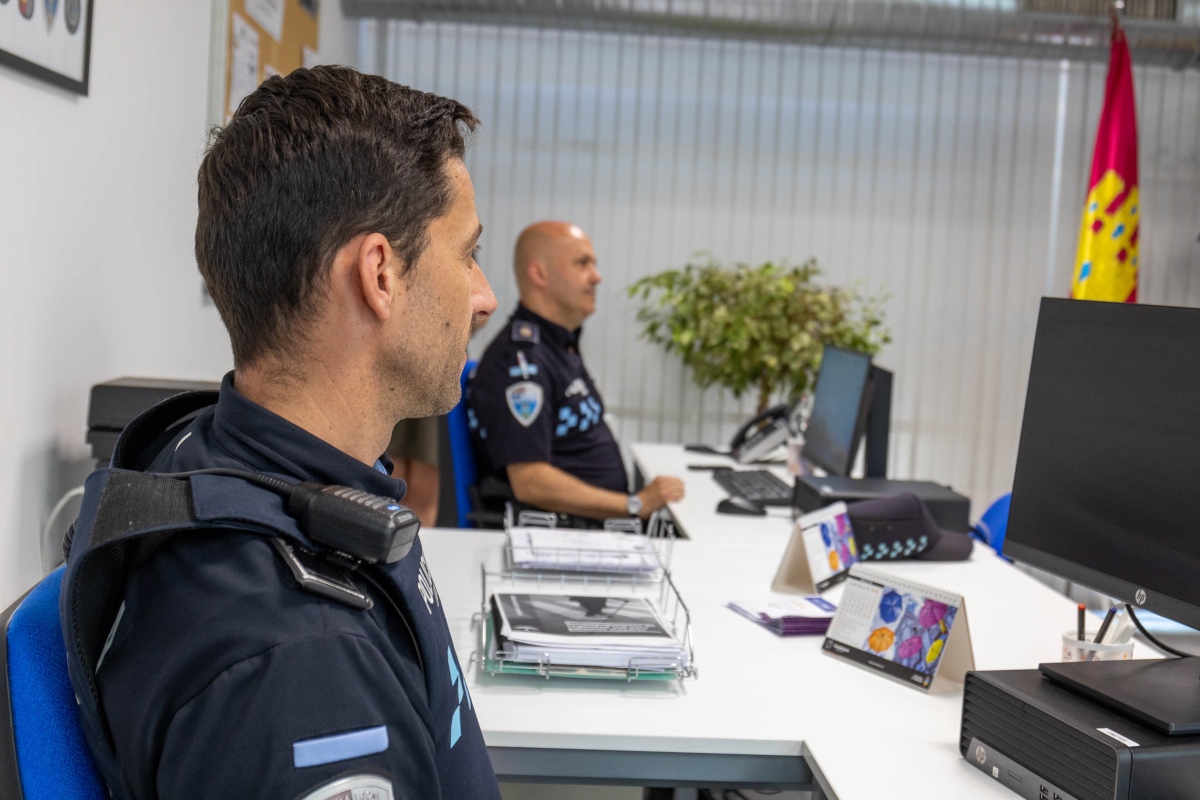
[{"left": 1071, "top": 18, "right": 1139, "bottom": 303}]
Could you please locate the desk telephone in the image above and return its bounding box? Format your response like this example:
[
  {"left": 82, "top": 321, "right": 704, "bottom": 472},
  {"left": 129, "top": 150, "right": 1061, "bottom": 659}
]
[{"left": 729, "top": 404, "right": 793, "bottom": 463}]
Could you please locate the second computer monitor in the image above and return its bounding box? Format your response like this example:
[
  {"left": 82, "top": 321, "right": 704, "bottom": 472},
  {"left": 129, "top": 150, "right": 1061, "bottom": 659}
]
[{"left": 804, "top": 345, "right": 873, "bottom": 477}]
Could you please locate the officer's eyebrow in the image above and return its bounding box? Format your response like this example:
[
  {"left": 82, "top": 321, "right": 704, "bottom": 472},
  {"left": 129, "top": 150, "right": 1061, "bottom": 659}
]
[{"left": 463, "top": 223, "right": 483, "bottom": 255}]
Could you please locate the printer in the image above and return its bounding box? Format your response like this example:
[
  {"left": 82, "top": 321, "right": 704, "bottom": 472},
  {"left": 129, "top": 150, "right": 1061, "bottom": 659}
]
[{"left": 87, "top": 377, "right": 219, "bottom": 464}]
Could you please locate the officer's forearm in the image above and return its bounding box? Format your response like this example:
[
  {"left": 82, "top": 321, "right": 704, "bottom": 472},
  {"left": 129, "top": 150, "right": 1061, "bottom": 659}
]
[{"left": 506, "top": 462, "right": 628, "bottom": 520}]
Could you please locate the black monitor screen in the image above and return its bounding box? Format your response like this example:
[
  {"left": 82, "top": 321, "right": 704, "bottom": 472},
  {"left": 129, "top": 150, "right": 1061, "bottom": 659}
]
[
  {"left": 804, "top": 346, "right": 872, "bottom": 476},
  {"left": 1005, "top": 298, "right": 1200, "bottom": 630}
]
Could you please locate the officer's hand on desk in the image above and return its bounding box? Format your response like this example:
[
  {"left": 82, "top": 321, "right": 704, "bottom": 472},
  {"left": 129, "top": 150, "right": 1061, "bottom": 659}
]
[{"left": 636, "top": 476, "right": 685, "bottom": 517}]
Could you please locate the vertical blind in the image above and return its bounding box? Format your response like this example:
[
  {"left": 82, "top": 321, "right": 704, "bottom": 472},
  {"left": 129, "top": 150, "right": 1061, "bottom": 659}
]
[{"left": 362, "top": 20, "right": 1200, "bottom": 511}]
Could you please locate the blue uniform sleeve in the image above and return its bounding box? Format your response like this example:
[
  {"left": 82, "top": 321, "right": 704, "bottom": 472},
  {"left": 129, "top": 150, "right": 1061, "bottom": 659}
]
[
  {"left": 156, "top": 632, "right": 439, "bottom": 800},
  {"left": 470, "top": 349, "right": 555, "bottom": 467}
]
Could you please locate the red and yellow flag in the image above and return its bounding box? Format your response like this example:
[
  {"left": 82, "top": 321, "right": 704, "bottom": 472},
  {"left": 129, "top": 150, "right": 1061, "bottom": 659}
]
[{"left": 1071, "top": 18, "right": 1139, "bottom": 303}]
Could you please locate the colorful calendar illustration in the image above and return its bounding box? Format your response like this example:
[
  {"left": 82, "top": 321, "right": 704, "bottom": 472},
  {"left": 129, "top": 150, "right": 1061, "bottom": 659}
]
[
  {"left": 822, "top": 564, "right": 975, "bottom": 692},
  {"left": 772, "top": 502, "right": 859, "bottom": 594}
]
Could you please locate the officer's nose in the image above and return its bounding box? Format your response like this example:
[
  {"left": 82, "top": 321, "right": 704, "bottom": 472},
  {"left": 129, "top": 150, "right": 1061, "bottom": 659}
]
[{"left": 471, "top": 263, "right": 497, "bottom": 325}]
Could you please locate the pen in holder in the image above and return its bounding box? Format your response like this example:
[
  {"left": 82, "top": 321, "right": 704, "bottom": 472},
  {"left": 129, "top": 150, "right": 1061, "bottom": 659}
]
[{"left": 1061, "top": 630, "right": 1134, "bottom": 662}]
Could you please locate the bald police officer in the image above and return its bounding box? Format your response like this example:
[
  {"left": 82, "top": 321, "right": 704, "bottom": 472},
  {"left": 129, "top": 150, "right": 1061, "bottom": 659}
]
[{"left": 468, "top": 221, "right": 684, "bottom": 523}]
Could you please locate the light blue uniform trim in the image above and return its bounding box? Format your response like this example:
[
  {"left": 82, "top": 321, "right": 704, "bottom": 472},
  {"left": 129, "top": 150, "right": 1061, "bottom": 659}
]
[
  {"left": 373, "top": 459, "right": 389, "bottom": 475},
  {"left": 293, "top": 725, "right": 389, "bottom": 768}
]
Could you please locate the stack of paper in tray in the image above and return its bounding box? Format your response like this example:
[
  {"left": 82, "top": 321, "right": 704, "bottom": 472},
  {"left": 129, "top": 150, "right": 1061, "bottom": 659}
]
[
  {"left": 728, "top": 594, "right": 838, "bottom": 636},
  {"left": 508, "top": 528, "right": 662, "bottom": 575},
  {"left": 490, "top": 592, "right": 687, "bottom": 672}
]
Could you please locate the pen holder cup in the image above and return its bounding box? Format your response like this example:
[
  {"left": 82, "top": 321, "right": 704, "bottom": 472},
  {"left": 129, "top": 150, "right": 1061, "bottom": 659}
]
[{"left": 1061, "top": 631, "right": 1134, "bottom": 662}]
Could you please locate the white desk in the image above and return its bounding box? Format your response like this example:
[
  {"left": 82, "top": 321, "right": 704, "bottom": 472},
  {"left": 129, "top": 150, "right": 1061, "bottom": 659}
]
[{"left": 422, "top": 516, "right": 1115, "bottom": 798}]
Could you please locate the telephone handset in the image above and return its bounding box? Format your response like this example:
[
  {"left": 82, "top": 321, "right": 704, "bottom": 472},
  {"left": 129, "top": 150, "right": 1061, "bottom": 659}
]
[{"left": 730, "top": 404, "right": 791, "bottom": 463}]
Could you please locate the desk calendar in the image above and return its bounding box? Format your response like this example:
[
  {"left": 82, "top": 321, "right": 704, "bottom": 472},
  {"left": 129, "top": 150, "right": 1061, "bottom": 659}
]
[
  {"left": 822, "top": 564, "right": 975, "bottom": 692},
  {"left": 772, "top": 502, "right": 859, "bottom": 594}
]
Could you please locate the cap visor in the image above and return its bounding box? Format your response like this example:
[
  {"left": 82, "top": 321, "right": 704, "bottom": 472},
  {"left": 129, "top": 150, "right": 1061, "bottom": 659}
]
[{"left": 915, "top": 529, "right": 974, "bottom": 561}]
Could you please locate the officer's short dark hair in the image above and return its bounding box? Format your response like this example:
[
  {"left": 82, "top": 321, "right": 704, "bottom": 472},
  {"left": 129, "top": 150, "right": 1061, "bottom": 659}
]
[{"left": 196, "top": 66, "right": 479, "bottom": 367}]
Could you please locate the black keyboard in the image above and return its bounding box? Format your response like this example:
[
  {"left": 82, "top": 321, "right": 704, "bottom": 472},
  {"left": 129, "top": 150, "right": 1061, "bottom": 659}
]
[{"left": 712, "top": 469, "right": 793, "bottom": 506}]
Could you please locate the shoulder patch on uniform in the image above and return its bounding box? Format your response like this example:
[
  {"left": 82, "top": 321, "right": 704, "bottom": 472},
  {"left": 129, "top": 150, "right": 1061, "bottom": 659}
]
[
  {"left": 511, "top": 320, "right": 540, "bottom": 344},
  {"left": 509, "top": 350, "right": 538, "bottom": 379},
  {"left": 564, "top": 377, "right": 589, "bottom": 398},
  {"left": 294, "top": 726, "right": 389, "bottom": 768},
  {"left": 509, "top": 363, "right": 540, "bottom": 378},
  {"left": 295, "top": 774, "right": 394, "bottom": 800},
  {"left": 292, "top": 724, "right": 386, "bottom": 767},
  {"left": 505, "top": 381, "right": 544, "bottom": 427}
]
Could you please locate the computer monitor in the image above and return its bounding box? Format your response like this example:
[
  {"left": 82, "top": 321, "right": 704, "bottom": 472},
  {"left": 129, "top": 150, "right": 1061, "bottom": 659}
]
[
  {"left": 803, "top": 345, "right": 873, "bottom": 477},
  {"left": 863, "top": 365, "right": 892, "bottom": 479},
  {"left": 1005, "top": 297, "right": 1200, "bottom": 732}
]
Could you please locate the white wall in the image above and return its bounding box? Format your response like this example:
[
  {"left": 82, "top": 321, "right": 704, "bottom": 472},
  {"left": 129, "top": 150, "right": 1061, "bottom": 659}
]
[
  {"left": 368, "top": 21, "right": 1200, "bottom": 518},
  {"left": 0, "top": 1, "right": 357, "bottom": 606}
]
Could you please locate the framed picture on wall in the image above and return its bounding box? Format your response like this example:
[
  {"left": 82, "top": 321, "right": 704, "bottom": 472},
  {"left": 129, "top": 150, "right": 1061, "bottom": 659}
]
[{"left": 0, "top": 0, "right": 94, "bottom": 95}]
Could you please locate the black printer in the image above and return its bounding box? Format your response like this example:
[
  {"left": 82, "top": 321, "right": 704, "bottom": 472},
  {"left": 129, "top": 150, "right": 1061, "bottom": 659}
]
[{"left": 87, "top": 377, "right": 219, "bottom": 464}]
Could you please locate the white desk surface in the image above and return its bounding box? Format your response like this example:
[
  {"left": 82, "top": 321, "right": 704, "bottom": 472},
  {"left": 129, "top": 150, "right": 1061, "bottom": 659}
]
[{"left": 421, "top": 520, "right": 1123, "bottom": 799}]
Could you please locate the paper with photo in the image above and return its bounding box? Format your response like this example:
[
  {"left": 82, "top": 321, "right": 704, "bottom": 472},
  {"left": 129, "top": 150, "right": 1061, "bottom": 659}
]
[
  {"left": 728, "top": 593, "right": 837, "bottom": 636},
  {"left": 229, "top": 13, "right": 260, "bottom": 117},
  {"left": 491, "top": 593, "right": 687, "bottom": 671},
  {"left": 245, "top": 0, "right": 285, "bottom": 42}
]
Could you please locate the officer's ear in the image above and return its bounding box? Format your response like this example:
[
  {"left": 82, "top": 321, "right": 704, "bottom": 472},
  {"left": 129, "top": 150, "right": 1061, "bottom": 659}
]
[
  {"left": 527, "top": 258, "right": 550, "bottom": 290},
  {"left": 348, "top": 232, "right": 399, "bottom": 322}
]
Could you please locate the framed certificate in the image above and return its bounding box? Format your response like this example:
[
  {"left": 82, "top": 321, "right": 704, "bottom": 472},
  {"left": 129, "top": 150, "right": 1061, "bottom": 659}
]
[{"left": 0, "top": 0, "right": 93, "bottom": 95}]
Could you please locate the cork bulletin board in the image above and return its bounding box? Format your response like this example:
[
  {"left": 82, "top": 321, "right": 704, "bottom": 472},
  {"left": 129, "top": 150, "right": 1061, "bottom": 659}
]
[
  {"left": 210, "top": 0, "right": 320, "bottom": 124},
  {"left": 201, "top": 0, "right": 321, "bottom": 306}
]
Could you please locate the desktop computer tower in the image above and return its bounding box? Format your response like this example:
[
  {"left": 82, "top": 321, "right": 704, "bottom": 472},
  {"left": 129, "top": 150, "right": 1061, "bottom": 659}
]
[{"left": 960, "top": 669, "right": 1200, "bottom": 799}]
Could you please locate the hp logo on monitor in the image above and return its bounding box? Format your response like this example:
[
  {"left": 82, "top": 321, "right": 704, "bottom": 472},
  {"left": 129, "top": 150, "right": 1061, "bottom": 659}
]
[{"left": 1135, "top": 589, "right": 1147, "bottom": 605}]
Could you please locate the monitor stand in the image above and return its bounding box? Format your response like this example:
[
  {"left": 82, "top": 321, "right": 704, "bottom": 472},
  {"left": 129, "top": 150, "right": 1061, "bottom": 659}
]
[{"left": 1040, "top": 658, "right": 1200, "bottom": 735}]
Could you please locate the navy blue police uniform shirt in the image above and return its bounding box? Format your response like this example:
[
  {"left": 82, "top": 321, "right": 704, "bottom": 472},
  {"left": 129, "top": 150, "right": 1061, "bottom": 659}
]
[
  {"left": 469, "top": 304, "right": 627, "bottom": 494},
  {"left": 94, "top": 373, "right": 500, "bottom": 800}
]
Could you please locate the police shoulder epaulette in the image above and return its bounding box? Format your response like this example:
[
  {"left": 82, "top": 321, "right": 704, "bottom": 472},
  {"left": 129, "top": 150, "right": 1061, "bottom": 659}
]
[{"left": 511, "top": 320, "right": 540, "bottom": 345}]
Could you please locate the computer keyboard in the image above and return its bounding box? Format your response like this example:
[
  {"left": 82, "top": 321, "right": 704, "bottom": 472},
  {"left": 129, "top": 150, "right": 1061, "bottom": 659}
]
[{"left": 712, "top": 469, "right": 793, "bottom": 506}]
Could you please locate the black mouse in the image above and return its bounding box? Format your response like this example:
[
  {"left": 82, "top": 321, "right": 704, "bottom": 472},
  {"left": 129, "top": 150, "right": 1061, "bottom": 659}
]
[{"left": 716, "top": 496, "right": 766, "bottom": 516}]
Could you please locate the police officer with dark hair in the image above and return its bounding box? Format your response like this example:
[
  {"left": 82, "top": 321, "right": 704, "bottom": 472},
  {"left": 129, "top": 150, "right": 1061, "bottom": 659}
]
[
  {"left": 468, "top": 221, "right": 684, "bottom": 523},
  {"left": 64, "top": 67, "right": 500, "bottom": 800}
]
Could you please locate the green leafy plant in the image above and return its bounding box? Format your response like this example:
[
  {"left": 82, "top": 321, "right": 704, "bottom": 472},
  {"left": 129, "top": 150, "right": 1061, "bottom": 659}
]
[{"left": 628, "top": 257, "right": 891, "bottom": 413}]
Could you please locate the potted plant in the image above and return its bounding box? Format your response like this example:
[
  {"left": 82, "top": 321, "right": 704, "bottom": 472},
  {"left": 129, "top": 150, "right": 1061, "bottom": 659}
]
[{"left": 628, "top": 257, "right": 890, "bottom": 413}]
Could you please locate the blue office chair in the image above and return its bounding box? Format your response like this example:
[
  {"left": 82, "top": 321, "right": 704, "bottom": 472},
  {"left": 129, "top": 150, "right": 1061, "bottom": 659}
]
[
  {"left": 445, "top": 360, "right": 480, "bottom": 528},
  {"left": 0, "top": 566, "right": 106, "bottom": 800},
  {"left": 971, "top": 492, "right": 1012, "bottom": 556}
]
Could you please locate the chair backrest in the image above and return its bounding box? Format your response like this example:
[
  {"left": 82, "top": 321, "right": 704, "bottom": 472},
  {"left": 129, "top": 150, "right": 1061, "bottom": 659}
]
[
  {"left": 974, "top": 492, "right": 1013, "bottom": 555},
  {"left": 0, "top": 566, "right": 106, "bottom": 800},
  {"left": 445, "top": 359, "right": 480, "bottom": 528}
]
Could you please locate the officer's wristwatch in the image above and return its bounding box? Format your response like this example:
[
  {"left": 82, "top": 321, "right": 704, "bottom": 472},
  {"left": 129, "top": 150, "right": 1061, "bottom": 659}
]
[{"left": 625, "top": 494, "right": 643, "bottom": 517}]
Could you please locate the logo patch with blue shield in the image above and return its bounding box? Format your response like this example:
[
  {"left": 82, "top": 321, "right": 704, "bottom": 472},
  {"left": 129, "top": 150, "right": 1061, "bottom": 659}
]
[{"left": 505, "top": 381, "right": 543, "bottom": 427}]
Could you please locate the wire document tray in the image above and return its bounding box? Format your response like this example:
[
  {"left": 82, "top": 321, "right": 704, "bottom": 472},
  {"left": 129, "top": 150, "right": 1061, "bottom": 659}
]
[
  {"left": 502, "top": 504, "right": 665, "bottom": 534},
  {"left": 501, "top": 508, "right": 677, "bottom": 578},
  {"left": 471, "top": 562, "right": 697, "bottom": 683}
]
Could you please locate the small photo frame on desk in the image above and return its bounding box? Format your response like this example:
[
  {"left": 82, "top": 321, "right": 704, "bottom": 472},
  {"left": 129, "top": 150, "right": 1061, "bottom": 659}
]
[
  {"left": 822, "top": 564, "right": 975, "bottom": 693},
  {"left": 772, "top": 502, "right": 859, "bottom": 594},
  {"left": 0, "top": 0, "right": 94, "bottom": 95}
]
